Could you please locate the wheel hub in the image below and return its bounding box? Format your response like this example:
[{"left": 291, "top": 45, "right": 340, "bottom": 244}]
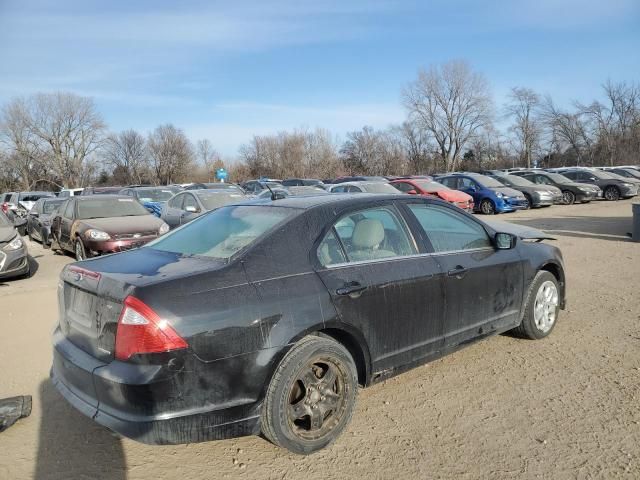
[{"left": 533, "top": 280, "right": 559, "bottom": 333}]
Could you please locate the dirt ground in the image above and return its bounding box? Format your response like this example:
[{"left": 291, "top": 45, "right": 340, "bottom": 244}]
[{"left": 0, "top": 200, "right": 639, "bottom": 480}]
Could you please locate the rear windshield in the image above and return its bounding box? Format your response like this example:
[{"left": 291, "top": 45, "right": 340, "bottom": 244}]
[
  {"left": 197, "top": 192, "right": 245, "bottom": 210},
  {"left": 43, "top": 199, "right": 65, "bottom": 214},
  {"left": 77, "top": 198, "right": 151, "bottom": 219},
  {"left": 148, "top": 205, "right": 296, "bottom": 260},
  {"left": 135, "top": 188, "right": 176, "bottom": 202},
  {"left": 19, "top": 193, "right": 53, "bottom": 202}
]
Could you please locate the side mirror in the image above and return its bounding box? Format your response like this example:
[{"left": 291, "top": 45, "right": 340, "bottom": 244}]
[
  {"left": 495, "top": 232, "right": 516, "bottom": 250},
  {"left": 185, "top": 205, "right": 198, "bottom": 213},
  {"left": 407, "top": 189, "right": 418, "bottom": 195},
  {"left": 589, "top": 177, "right": 597, "bottom": 182}
]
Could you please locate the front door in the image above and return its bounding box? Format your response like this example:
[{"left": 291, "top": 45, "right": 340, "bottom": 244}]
[
  {"left": 314, "top": 204, "right": 446, "bottom": 374},
  {"left": 405, "top": 203, "right": 524, "bottom": 348}
]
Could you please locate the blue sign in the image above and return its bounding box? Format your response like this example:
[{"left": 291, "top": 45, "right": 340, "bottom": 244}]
[{"left": 215, "top": 168, "right": 228, "bottom": 182}]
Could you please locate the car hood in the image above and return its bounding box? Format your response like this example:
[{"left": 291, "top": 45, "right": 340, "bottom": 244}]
[
  {"left": 0, "top": 226, "right": 18, "bottom": 243},
  {"left": 517, "top": 184, "right": 561, "bottom": 194},
  {"left": 434, "top": 189, "right": 473, "bottom": 202},
  {"left": 80, "top": 215, "right": 164, "bottom": 235},
  {"left": 484, "top": 220, "right": 556, "bottom": 241}
]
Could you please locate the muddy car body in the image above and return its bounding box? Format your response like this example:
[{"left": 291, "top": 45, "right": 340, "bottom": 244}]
[
  {"left": 50, "top": 195, "right": 169, "bottom": 260},
  {"left": 26, "top": 197, "right": 65, "bottom": 243},
  {"left": 51, "top": 194, "right": 566, "bottom": 454}
]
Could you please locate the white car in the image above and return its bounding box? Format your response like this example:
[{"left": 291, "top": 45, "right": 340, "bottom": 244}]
[{"left": 57, "top": 188, "right": 84, "bottom": 198}]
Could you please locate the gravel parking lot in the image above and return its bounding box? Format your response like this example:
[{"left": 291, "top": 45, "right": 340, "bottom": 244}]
[{"left": 1, "top": 200, "right": 638, "bottom": 480}]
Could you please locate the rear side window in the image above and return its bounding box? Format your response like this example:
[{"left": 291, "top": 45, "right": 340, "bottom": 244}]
[
  {"left": 408, "top": 204, "right": 491, "bottom": 252},
  {"left": 148, "top": 205, "right": 296, "bottom": 260},
  {"left": 63, "top": 200, "right": 75, "bottom": 218},
  {"left": 319, "top": 206, "right": 416, "bottom": 265}
]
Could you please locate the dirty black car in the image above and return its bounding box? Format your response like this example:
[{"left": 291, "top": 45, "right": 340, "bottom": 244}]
[{"left": 51, "top": 194, "right": 566, "bottom": 454}]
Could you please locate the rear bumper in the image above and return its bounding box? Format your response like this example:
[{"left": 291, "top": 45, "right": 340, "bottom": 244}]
[{"left": 51, "top": 328, "right": 270, "bottom": 444}]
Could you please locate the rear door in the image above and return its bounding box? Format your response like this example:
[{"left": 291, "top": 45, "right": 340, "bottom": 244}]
[
  {"left": 314, "top": 203, "right": 446, "bottom": 374},
  {"left": 59, "top": 199, "right": 76, "bottom": 249},
  {"left": 405, "top": 202, "right": 524, "bottom": 348}
]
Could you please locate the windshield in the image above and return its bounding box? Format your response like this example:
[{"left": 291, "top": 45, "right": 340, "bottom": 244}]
[
  {"left": 474, "top": 175, "right": 505, "bottom": 188},
  {"left": 546, "top": 173, "right": 572, "bottom": 184},
  {"left": 77, "top": 198, "right": 151, "bottom": 219},
  {"left": 414, "top": 180, "right": 448, "bottom": 191},
  {"left": 363, "top": 183, "right": 401, "bottom": 194},
  {"left": 135, "top": 188, "right": 176, "bottom": 202},
  {"left": 197, "top": 192, "right": 245, "bottom": 210},
  {"left": 618, "top": 169, "right": 640, "bottom": 179},
  {"left": 148, "top": 205, "right": 295, "bottom": 259},
  {"left": 42, "top": 199, "right": 65, "bottom": 214},
  {"left": 498, "top": 175, "right": 533, "bottom": 187}
]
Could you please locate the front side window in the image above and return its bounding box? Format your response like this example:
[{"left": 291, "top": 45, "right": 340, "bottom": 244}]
[
  {"left": 319, "top": 206, "right": 416, "bottom": 265},
  {"left": 459, "top": 177, "right": 478, "bottom": 190},
  {"left": 167, "top": 194, "right": 184, "bottom": 208},
  {"left": 183, "top": 194, "right": 199, "bottom": 211},
  {"left": 148, "top": 205, "right": 296, "bottom": 260},
  {"left": 408, "top": 204, "right": 491, "bottom": 252}
]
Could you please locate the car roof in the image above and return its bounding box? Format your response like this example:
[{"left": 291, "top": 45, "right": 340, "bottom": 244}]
[
  {"left": 234, "top": 192, "right": 409, "bottom": 209},
  {"left": 73, "top": 194, "right": 132, "bottom": 201}
]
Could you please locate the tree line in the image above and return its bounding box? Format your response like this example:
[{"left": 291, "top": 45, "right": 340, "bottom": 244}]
[{"left": 1, "top": 60, "right": 639, "bottom": 191}]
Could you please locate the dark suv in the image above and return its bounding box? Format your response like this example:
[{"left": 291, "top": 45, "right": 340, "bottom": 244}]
[
  {"left": 510, "top": 171, "right": 600, "bottom": 205},
  {"left": 551, "top": 168, "right": 638, "bottom": 201}
]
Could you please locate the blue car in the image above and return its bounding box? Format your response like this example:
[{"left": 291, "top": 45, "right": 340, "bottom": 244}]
[
  {"left": 437, "top": 173, "right": 528, "bottom": 214},
  {"left": 119, "top": 186, "right": 183, "bottom": 217}
]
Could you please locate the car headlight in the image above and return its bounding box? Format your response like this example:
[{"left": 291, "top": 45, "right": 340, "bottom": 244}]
[
  {"left": 3, "top": 235, "right": 24, "bottom": 251},
  {"left": 86, "top": 229, "right": 111, "bottom": 241},
  {"left": 621, "top": 183, "right": 633, "bottom": 188},
  {"left": 495, "top": 192, "right": 503, "bottom": 198},
  {"left": 578, "top": 187, "right": 590, "bottom": 192},
  {"left": 159, "top": 222, "right": 170, "bottom": 235}
]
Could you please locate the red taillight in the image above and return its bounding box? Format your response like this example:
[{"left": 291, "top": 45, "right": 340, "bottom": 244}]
[
  {"left": 1, "top": 203, "right": 7, "bottom": 213},
  {"left": 115, "top": 296, "right": 187, "bottom": 361}
]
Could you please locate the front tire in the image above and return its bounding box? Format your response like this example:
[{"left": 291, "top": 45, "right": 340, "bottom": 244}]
[
  {"left": 74, "top": 239, "right": 87, "bottom": 261},
  {"left": 604, "top": 186, "right": 620, "bottom": 201},
  {"left": 561, "top": 190, "right": 575, "bottom": 205},
  {"left": 480, "top": 199, "right": 496, "bottom": 215},
  {"left": 523, "top": 193, "right": 532, "bottom": 209},
  {"left": 513, "top": 271, "right": 560, "bottom": 340},
  {"left": 261, "top": 335, "right": 358, "bottom": 455}
]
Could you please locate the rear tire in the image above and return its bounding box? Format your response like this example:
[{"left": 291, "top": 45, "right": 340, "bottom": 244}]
[
  {"left": 480, "top": 199, "right": 496, "bottom": 215},
  {"left": 604, "top": 186, "right": 620, "bottom": 201},
  {"left": 561, "top": 190, "right": 575, "bottom": 205},
  {"left": 513, "top": 271, "right": 560, "bottom": 340},
  {"left": 261, "top": 335, "right": 358, "bottom": 455}
]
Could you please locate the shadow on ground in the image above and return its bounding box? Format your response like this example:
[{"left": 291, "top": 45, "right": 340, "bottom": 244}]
[
  {"left": 34, "top": 380, "right": 127, "bottom": 480},
  {"left": 510, "top": 215, "right": 633, "bottom": 242}
]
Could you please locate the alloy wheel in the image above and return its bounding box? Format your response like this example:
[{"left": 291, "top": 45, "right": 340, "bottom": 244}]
[
  {"left": 480, "top": 199, "right": 495, "bottom": 215},
  {"left": 533, "top": 280, "right": 559, "bottom": 333},
  {"left": 287, "top": 358, "right": 348, "bottom": 441},
  {"left": 562, "top": 190, "right": 575, "bottom": 205}
]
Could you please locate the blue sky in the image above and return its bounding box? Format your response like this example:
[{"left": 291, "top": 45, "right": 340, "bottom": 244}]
[{"left": 1, "top": 0, "right": 639, "bottom": 157}]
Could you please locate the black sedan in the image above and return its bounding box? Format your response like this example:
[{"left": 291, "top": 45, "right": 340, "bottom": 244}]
[
  {"left": 51, "top": 194, "right": 566, "bottom": 454},
  {"left": 26, "top": 197, "right": 65, "bottom": 244},
  {"left": 161, "top": 189, "right": 246, "bottom": 229},
  {"left": 553, "top": 168, "right": 638, "bottom": 201}
]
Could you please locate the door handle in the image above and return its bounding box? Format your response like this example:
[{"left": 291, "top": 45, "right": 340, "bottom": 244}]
[
  {"left": 447, "top": 265, "right": 468, "bottom": 279},
  {"left": 336, "top": 281, "right": 367, "bottom": 297}
]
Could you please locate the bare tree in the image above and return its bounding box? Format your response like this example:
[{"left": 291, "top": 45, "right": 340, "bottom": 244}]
[
  {"left": 102, "top": 130, "right": 148, "bottom": 184},
  {"left": 391, "top": 121, "right": 433, "bottom": 174},
  {"left": 504, "top": 87, "right": 541, "bottom": 168},
  {"left": 25, "top": 92, "right": 105, "bottom": 187},
  {"left": 147, "top": 124, "right": 194, "bottom": 184},
  {"left": 402, "top": 60, "right": 493, "bottom": 172},
  {"left": 197, "top": 139, "right": 222, "bottom": 181}
]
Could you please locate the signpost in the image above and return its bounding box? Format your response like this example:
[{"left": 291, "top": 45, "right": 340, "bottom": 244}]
[{"left": 215, "top": 168, "right": 228, "bottom": 183}]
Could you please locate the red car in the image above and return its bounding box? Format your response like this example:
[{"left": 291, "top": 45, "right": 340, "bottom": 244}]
[{"left": 391, "top": 178, "right": 474, "bottom": 212}]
